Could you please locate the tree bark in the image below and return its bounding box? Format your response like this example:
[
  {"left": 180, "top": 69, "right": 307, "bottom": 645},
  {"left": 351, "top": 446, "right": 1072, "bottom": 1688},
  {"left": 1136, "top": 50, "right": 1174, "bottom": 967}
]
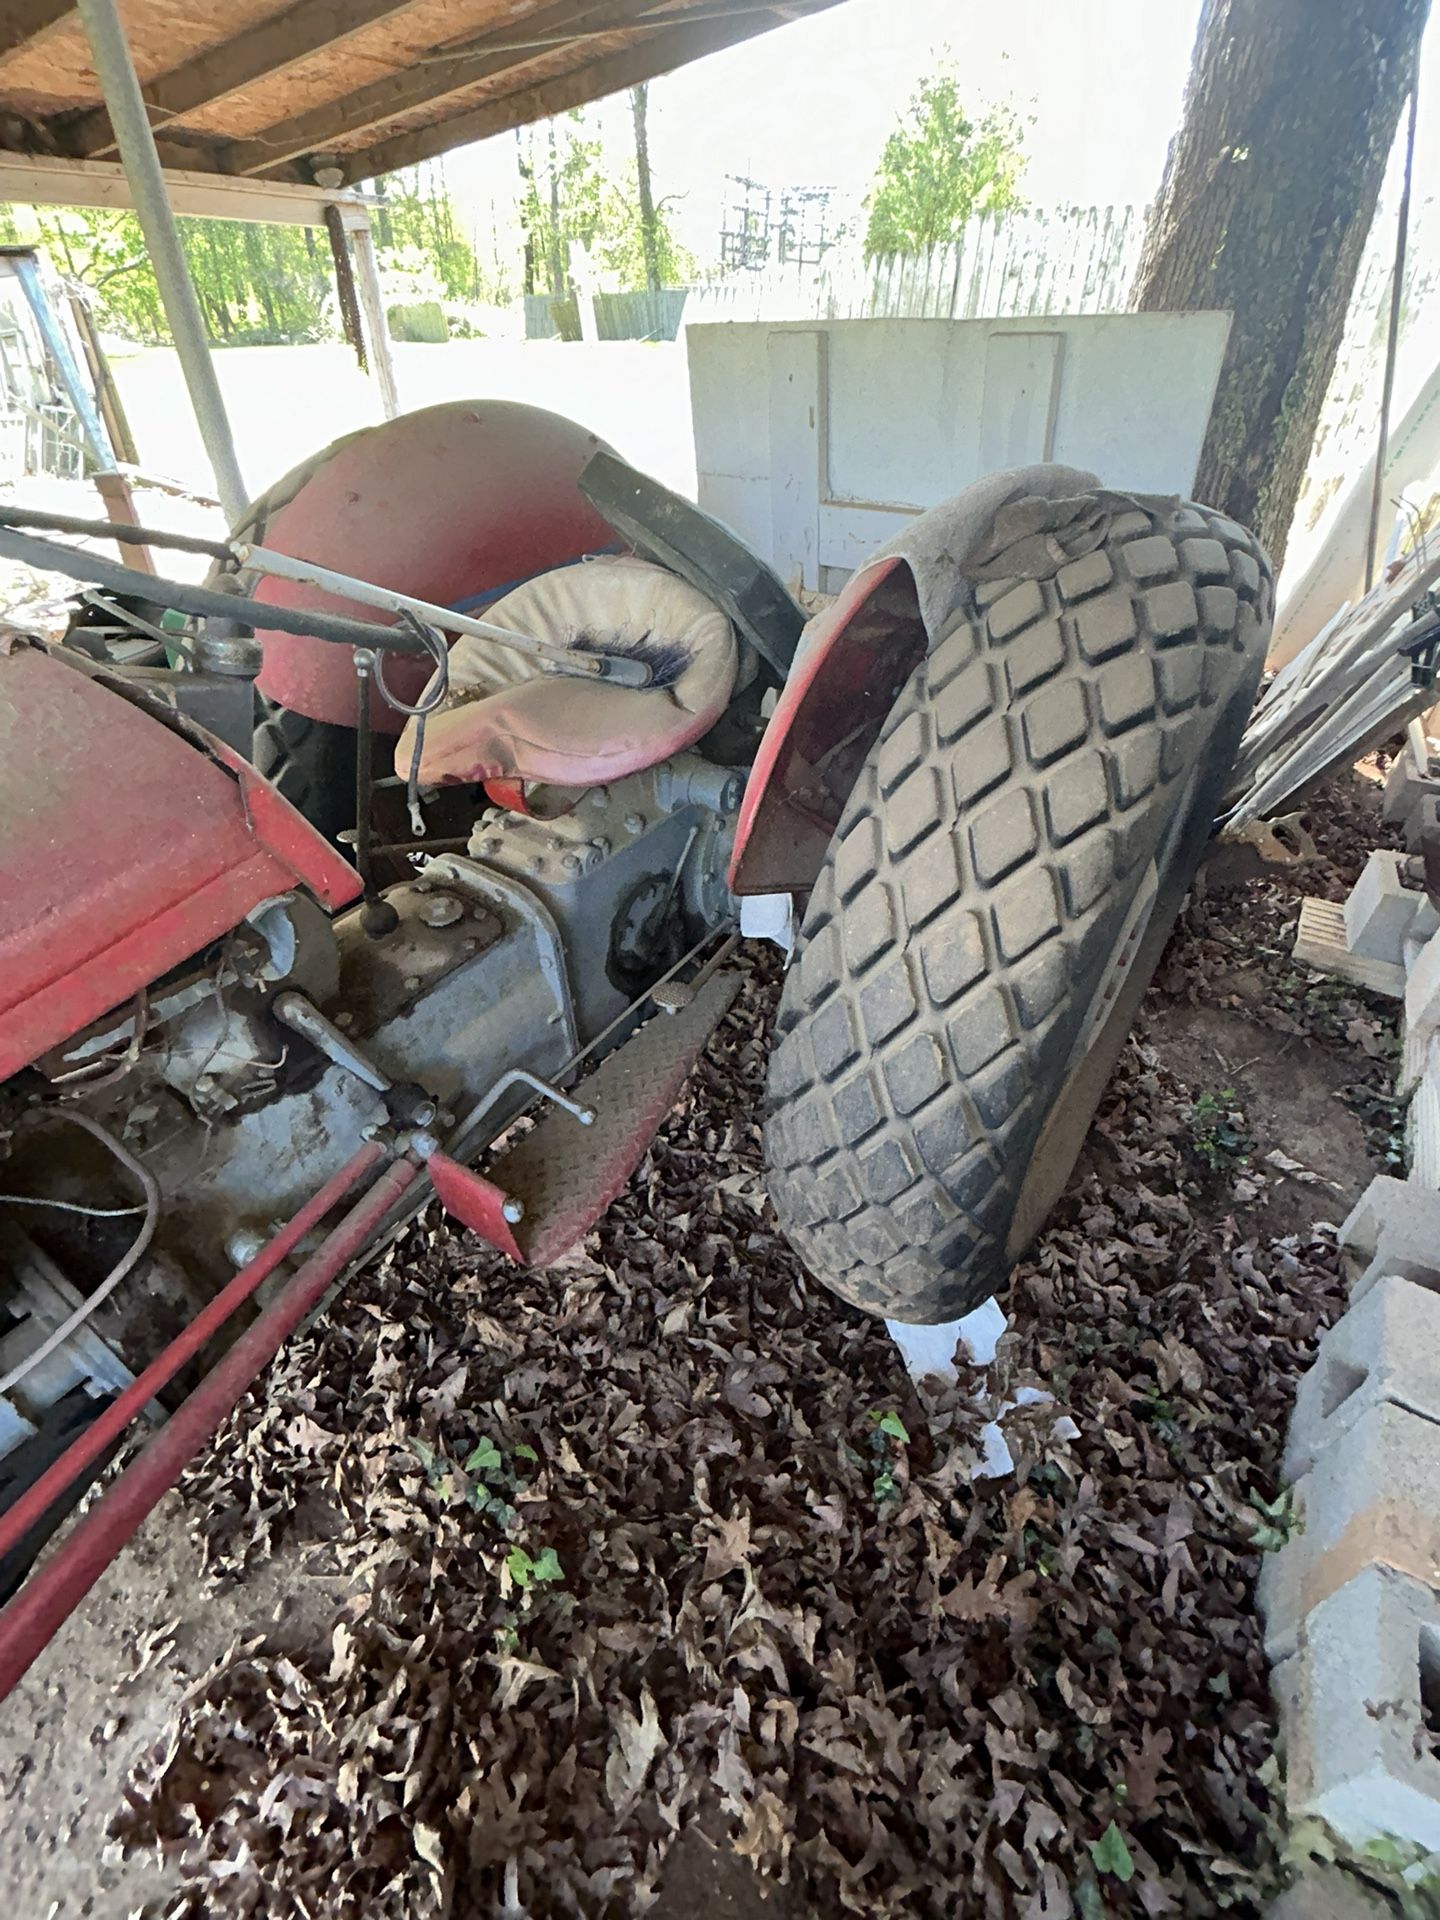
[
  {"left": 546, "top": 122, "right": 565, "bottom": 299},
  {"left": 631, "top": 82, "right": 663, "bottom": 292},
  {"left": 1132, "top": 0, "right": 1429, "bottom": 566}
]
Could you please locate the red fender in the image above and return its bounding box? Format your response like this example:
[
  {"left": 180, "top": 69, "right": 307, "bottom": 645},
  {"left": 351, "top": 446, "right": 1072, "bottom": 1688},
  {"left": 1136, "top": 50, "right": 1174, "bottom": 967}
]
[
  {"left": 233, "top": 401, "right": 620, "bottom": 734},
  {"left": 0, "top": 644, "right": 360, "bottom": 1081},
  {"left": 729, "top": 556, "right": 927, "bottom": 895},
  {"left": 729, "top": 464, "right": 1108, "bottom": 896}
]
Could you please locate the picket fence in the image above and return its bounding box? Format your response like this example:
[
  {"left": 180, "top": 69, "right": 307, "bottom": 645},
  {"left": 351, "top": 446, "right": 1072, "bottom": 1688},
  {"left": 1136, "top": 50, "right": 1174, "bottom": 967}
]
[{"left": 685, "top": 205, "right": 1147, "bottom": 326}]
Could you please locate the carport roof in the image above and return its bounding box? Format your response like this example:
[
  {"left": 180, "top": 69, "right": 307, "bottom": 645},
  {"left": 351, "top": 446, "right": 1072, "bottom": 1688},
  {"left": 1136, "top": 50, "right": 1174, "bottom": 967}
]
[{"left": 0, "top": 0, "right": 841, "bottom": 189}]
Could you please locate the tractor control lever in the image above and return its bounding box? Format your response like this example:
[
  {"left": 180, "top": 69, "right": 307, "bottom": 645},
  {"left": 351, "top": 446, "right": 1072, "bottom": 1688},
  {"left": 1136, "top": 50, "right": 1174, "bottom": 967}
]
[
  {"left": 272, "top": 990, "right": 392, "bottom": 1092},
  {"left": 272, "top": 991, "right": 438, "bottom": 1132},
  {"left": 234, "top": 543, "right": 653, "bottom": 688}
]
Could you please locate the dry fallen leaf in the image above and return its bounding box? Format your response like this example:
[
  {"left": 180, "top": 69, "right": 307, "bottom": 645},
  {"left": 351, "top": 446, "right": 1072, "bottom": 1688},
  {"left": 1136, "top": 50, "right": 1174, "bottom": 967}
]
[{"left": 105, "top": 767, "right": 1402, "bottom": 1919}]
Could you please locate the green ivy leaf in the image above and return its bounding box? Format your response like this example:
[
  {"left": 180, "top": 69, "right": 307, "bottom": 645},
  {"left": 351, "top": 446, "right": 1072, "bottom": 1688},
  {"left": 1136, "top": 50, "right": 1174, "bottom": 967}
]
[
  {"left": 1074, "top": 1875, "right": 1106, "bottom": 1920},
  {"left": 531, "top": 1546, "right": 564, "bottom": 1584},
  {"left": 513, "top": 1443, "right": 539, "bottom": 1464},
  {"left": 505, "top": 1546, "right": 535, "bottom": 1588},
  {"left": 464, "top": 1437, "right": 503, "bottom": 1475},
  {"left": 872, "top": 1410, "right": 910, "bottom": 1443},
  {"left": 1089, "top": 1822, "right": 1134, "bottom": 1883}
]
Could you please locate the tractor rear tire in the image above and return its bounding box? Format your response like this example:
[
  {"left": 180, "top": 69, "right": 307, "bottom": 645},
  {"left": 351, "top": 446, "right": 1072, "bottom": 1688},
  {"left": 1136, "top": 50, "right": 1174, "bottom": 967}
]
[
  {"left": 252, "top": 695, "right": 358, "bottom": 850},
  {"left": 763, "top": 497, "right": 1272, "bottom": 1324}
]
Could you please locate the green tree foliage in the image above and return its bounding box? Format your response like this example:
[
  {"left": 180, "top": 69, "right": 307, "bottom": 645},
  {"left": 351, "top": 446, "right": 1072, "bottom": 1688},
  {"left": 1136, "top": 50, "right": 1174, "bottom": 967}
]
[
  {"left": 864, "top": 70, "right": 1026, "bottom": 256},
  {"left": 374, "top": 163, "right": 494, "bottom": 302},
  {"left": 0, "top": 163, "right": 488, "bottom": 346},
  {"left": 518, "top": 110, "right": 694, "bottom": 297},
  {"left": 0, "top": 202, "right": 333, "bottom": 343}
]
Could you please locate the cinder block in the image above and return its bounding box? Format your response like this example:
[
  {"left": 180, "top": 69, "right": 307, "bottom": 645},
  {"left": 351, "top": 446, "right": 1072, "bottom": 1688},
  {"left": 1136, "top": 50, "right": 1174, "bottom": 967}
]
[
  {"left": 1258, "top": 1399, "right": 1440, "bottom": 1662},
  {"left": 1407, "top": 931, "right": 1440, "bottom": 1048},
  {"left": 1284, "top": 1273, "right": 1440, "bottom": 1482},
  {"left": 1340, "top": 1176, "right": 1440, "bottom": 1303},
  {"left": 1345, "top": 851, "right": 1439, "bottom": 965},
  {"left": 1382, "top": 743, "right": 1437, "bottom": 832},
  {"left": 1275, "top": 1564, "right": 1440, "bottom": 1854},
  {"left": 1407, "top": 791, "right": 1440, "bottom": 856},
  {"left": 1267, "top": 1863, "right": 1406, "bottom": 1919},
  {"left": 1410, "top": 1035, "right": 1440, "bottom": 1192},
  {"left": 1294, "top": 896, "right": 1406, "bottom": 997}
]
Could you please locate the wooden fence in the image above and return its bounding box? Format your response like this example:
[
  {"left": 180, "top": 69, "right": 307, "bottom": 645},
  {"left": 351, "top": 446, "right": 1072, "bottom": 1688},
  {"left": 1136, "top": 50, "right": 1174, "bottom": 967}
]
[{"left": 685, "top": 205, "right": 1147, "bottom": 326}]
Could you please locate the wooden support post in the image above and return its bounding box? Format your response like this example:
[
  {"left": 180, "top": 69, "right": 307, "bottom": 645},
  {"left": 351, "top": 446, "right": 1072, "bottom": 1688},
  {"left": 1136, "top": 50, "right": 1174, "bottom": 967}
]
[
  {"left": 66, "top": 287, "right": 140, "bottom": 466},
  {"left": 345, "top": 212, "right": 398, "bottom": 420}
]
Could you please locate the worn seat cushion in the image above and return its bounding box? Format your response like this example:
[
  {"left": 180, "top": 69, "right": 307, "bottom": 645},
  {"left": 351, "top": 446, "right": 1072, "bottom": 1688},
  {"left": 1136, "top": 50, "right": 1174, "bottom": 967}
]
[{"left": 395, "top": 556, "right": 737, "bottom": 788}]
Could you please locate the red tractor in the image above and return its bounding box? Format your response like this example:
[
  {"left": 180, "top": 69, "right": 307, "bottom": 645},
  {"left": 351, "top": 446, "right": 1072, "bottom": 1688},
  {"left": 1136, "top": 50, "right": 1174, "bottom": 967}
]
[{"left": 0, "top": 400, "right": 1273, "bottom": 1684}]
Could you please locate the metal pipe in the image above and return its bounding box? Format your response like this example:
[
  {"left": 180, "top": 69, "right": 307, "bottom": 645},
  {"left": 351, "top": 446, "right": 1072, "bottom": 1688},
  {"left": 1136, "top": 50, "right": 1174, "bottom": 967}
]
[
  {"left": 75, "top": 0, "right": 249, "bottom": 524},
  {"left": 0, "top": 526, "right": 430, "bottom": 654},
  {"left": 446, "top": 1067, "right": 595, "bottom": 1149},
  {"left": 1367, "top": 65, "right": 1422, "bottom": 594},
  {"left": 236, "top": 542, "right": 652, "bottom": 686},
  {"left": 0, "top": 503, "right": 233, "bottom": 559},
  {"left": 0, "top": 1141, "right": 384, "bottom": 1577},
  {"left": 0, "top": 1152, "right": 417, "bottom": 1701},
  {"left": 352, "top": 647, "right": 379, "bottom": 898}
]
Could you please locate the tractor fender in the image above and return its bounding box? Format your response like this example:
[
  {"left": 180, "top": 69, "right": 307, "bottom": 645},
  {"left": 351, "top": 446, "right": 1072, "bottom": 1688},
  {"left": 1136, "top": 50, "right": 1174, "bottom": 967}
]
[
  {"left": 729, "top": 463, "right": 1103, "bottom": 897},
  {"left": 0, "top": 641, "right": 359, "bottom": 1082},
  {"left": 228, "top": 401, "right": 621, "bottom": 734}
]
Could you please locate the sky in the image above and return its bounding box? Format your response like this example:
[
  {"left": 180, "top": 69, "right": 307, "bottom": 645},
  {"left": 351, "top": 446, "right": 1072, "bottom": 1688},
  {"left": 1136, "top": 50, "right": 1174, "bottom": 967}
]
[{"left": 440, "top": 0, "right": 1211, "bottom": 274}]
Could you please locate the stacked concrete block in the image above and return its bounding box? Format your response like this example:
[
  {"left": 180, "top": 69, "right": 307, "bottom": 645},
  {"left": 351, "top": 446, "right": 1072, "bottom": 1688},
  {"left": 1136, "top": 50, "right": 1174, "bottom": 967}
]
[
  {"left": 1340, "top": 1176, "right": 1440, "bottom": 1304},
  {"left": 1262, "top": 1176, "right": 1440, "bottom": 1856},
  {"left": 1381, "top": 729, "right": 1440, "bottom": 849},
  {"left": 1407, "top": 929, "right": 1440, "bottom": 1051},
  {"left": 1294, "top": 852, "right": 1438, "bottom": 1000},
  {"left": 1283, "top": 1274, "right": 1440, "bottom": 1481},
  {"left": 1344, "top": 852, "right": 1440, "bottom": 966},
  {"left": 1272, "top": 1566, "right": 1440, "bottom": 1855},
  {"left": 1260, "top": 1395, "right": 1440, "bottom": 1661}
]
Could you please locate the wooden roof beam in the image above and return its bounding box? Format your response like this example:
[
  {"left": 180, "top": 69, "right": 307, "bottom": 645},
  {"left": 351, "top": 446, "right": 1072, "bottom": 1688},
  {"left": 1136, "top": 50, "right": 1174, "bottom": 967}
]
[
  {"left": 0, "top": 0, "right": 73, "bottom": 63},
  {"left": 223, "top": 0, "right": 672, "bottom": 177},
  {"left": 64, "top": 0, "right": 422, "bottom": 159},
  {"left": 439, "top": 0, "right": 814, "bottom": 58},
  {"left": 0, "top": 149, "right": 375, "bottom": 223},
  {"left": 340, "top": 1, "right": 841, "bottom": 184}
]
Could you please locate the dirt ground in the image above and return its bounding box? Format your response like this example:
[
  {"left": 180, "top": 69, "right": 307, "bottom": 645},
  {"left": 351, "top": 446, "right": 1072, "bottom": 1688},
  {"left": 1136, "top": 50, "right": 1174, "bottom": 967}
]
[{"left": 0, "top": 768, "right": 1406, "bottom": 1919}]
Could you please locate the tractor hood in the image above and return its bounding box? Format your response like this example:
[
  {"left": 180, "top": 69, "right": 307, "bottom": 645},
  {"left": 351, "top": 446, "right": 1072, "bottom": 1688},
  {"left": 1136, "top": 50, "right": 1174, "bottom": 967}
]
[{"left": 0, "top": 641, "right": 360, "bottom": 1082}]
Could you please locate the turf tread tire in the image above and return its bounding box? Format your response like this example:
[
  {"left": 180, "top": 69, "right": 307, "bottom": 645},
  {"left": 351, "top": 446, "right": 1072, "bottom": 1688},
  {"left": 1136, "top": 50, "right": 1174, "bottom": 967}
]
[
  {"left": 252, "top": 695, "right": 359, "bottom": 847},
  {"left": 763, "top": 497, "right": 1272, "bottom": 1323}
]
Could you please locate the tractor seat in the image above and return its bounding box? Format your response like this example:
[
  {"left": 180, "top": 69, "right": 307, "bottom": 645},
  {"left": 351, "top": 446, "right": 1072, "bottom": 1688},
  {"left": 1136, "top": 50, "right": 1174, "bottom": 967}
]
[{"left": 394, "top": 556, "right": 738, "bottom": 790}]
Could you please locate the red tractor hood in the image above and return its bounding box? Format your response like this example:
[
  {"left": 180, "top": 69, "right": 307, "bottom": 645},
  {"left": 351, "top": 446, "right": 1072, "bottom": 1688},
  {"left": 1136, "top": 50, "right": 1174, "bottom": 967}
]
[{"left": 0, "top": 643, "right": 360, "bottom": 1081}]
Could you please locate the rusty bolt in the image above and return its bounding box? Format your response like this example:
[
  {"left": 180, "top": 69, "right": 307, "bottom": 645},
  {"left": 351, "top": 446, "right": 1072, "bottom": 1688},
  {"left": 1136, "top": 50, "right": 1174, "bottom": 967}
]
[
  {"left": 624, "top": 812, "right": 645, "bottom": 834},
  {"left": 561, "top": 853, "right": 582, "bottom": 873},
  {"left": 591, "top": 837, "right": 610, "bottom": 855},
  {"left": 335, "top": 1010, "right": 355, "bottom": 1029}
]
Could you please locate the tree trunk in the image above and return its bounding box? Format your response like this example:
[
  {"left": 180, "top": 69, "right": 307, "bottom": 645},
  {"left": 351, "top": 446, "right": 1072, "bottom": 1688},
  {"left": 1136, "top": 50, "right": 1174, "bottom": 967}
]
[
  {"left": 546, "top": 122, "right": 566, "bottom": 299},
  {"left": 1132, "top": 0, "right": 1428, "bottom": 566},
  {"left": 631, "top": 82, "right": 662, "bottom": 292}
]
